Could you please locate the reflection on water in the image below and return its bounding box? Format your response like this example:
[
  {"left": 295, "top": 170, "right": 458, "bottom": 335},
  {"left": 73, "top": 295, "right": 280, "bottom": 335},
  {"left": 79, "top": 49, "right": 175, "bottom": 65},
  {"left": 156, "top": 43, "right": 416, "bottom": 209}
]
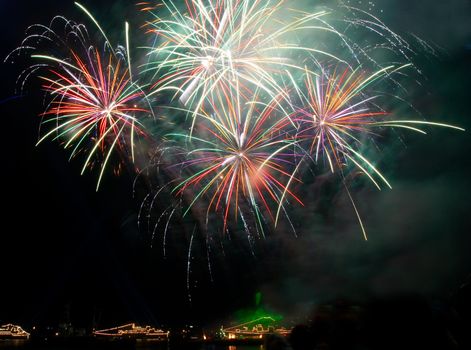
[
  {"left": 204, "top": 346, "right": 262, "bottom": 350},
  {"left": 0, "top": 341, "right": 263, "bottom": 350},
  {"left": 201, "top": 344, "right": 261, "bottom": 350}
]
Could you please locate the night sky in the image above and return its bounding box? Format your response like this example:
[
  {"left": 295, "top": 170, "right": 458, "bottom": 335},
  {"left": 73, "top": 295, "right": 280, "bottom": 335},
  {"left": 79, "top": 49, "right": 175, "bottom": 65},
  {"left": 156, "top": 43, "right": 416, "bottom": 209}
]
[{"left": 1, "top": 0, "right": 471, "bottom": 331}]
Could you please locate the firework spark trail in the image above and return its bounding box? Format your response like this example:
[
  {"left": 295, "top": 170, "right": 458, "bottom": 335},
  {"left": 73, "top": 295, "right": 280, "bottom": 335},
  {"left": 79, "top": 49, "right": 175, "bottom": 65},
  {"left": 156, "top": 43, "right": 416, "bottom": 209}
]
[
  {"left": 187, "top": 226, "right": 196, "bottom": 303},
  {"left": 5, "top": 16, "right": 89, "bottom": 94},
  {"left": 138, "top": 192, "right": 152, "bottom": 231},
  {"left": 162, "top": 207, "right": 177, "bottom": 257},
  {"left": 206, "top": 234, "right": 214, "bottom": 283},
  {"left": 239, "top": 208, "right": 256, "bottom": 257},
  {"left": 142, "top": 178, "right": 178, "bottom": 231},
  {"left": 151, "top": 205, "right": 172, "bottom": 247}
]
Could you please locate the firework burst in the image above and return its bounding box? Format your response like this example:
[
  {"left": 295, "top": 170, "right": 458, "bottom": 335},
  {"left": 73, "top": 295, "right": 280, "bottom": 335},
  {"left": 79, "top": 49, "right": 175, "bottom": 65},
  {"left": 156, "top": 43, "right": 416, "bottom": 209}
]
[
  {"left": 6, "top": 4, "right": 153, "bottom": 190},
  {"left": 168, "top": 87, "right": 303, "bottom": 234},
  {"left": 36, "top": 49, "right": 149, "bottom": 189},
  {"left": 291, "top": 65, "right": 464, "bottom": 238},
  {"left": 140, "top": 0, "right": 345, "bottom": 123}
]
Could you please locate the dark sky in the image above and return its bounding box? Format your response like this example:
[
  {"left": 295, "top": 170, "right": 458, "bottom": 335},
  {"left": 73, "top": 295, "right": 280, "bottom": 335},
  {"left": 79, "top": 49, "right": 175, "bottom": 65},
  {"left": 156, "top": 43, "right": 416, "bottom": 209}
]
[{"left": 1, "top": 0, "right": 470, "bottom": 330}]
